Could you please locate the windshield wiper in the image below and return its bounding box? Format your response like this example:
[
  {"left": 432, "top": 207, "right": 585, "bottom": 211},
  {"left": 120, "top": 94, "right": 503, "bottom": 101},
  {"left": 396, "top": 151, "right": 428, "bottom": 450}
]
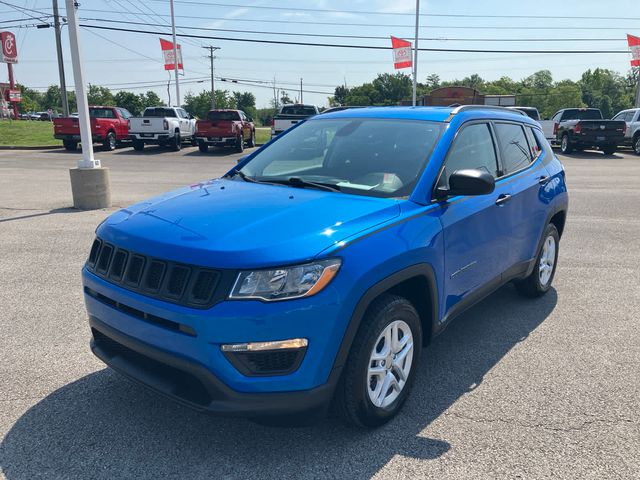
[{"left": 279, "top": 177, "right": 341, "bottom": 192}]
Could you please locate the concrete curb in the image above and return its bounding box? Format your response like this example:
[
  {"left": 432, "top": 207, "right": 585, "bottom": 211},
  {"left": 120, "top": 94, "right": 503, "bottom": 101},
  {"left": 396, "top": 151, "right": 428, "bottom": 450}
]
[{"left": 0, "top": 145, "right": 62, "bottom": 151}]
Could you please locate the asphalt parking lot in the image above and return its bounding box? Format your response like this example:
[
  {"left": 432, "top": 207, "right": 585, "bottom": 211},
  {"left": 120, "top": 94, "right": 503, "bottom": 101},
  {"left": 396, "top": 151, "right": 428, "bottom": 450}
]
[{"left": 1, "top": 145, "right": 639, "bottom": 479}]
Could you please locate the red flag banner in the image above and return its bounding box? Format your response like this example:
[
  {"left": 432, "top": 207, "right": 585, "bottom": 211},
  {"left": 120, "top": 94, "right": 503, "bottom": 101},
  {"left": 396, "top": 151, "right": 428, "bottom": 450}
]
[
  {"left": 160, "top": 38, "right": 183, "bottom": 71},
  {"left": 628, "top": 34, "right": 640, "bottom": 67},
  {"left": 391, "top": 36, "right": 412, "bottom": 69}
]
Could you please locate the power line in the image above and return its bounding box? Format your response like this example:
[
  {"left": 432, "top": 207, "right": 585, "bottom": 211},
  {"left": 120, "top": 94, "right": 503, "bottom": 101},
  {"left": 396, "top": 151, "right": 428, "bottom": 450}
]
[{"left": 78, "top": 23, "right": 631, "bottom": 54}]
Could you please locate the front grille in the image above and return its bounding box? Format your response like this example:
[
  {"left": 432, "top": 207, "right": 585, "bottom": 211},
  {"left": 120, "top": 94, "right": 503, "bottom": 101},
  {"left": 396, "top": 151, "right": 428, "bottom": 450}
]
[
  {"left": 223, "top": 349, "right": 306, "bottom": 377},
  {"left": 86, "top": 238, "right": 225, "bottom": 309}
]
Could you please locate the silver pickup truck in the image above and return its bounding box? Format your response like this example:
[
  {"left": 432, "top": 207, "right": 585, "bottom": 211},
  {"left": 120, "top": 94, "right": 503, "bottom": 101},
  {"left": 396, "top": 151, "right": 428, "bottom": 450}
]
[
  {"left": 612, "top": 108, "right": 640, "bottom": 155},
  {"left": 128, "top": 106, "right": 196, "bottom": 151}
]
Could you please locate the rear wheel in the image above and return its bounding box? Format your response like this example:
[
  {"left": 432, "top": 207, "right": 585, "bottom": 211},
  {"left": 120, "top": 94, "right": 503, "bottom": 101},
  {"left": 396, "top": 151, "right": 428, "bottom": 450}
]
[
  {"left": 515, "top": 223, "right": 560, "bottom": 298},
  {"left": 602, "top": 145, "right": 616, "bottom": 155},
  {"left": 132, "top": 140, "right": 144, "bottom": 151},
  {"left": 560, "top": 134, "right": 573, "bottom": 154},
  {"left": 198, "top": 141, "right": 208, "bottom": 153},
  {"left": 235, "top": 134, "right": 244, "bottom": 153},
  {"left": 333, "top": 294, "right": 421, "bottom": 427},
  {"left": 63, "top": 140, "right": 77, "bottom": 151},
  {"left": 172, "top": 132, "right": 181, "bottom": 151},
  {"left": 103, "top": 131, "right": 116, "bottom": 151},
  {"left": 633, "top": 135, "right": 640, "bottom": 155}
]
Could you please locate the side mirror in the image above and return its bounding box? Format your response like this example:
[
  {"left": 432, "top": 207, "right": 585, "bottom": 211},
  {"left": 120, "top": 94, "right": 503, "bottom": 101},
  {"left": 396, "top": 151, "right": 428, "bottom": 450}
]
[{"left": 436, "top": 169, "right": 495, "bottom": 198}]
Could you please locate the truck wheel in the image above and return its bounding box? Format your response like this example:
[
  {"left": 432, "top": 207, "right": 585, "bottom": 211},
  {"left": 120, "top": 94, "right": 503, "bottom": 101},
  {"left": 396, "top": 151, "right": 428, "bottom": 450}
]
[
  {"left": 198, "top": 141, "right": 208, "bottom": 153},
  {"left": 63, "top": 140, "right": 78, "bottom": 151},
  {"left": 172, "top": 133, "right": 182, "bottom": 151},
  {"left": 633, "top": 135, "right": 640, "bottom": 155},
  {"left": 602, "top": 145, "right": 616, "bottom": 156},
  {"left": 333, "top": 294, "right": 422, "bottom": 427},
  {"left": 132, "top": 140, "right": 144, "bottom": 152},
  {"left": 248, "top": 130, "right": 256, "bottom": 148},
  {"left": 191, "top": 136, "right": 198, "bottom": 147},
  {"left": 103, "top": 131, "right": 116, "bottom": 151},
  {"left": 515, "top": 223, "right": 560, "bottom": 298},
  {"left": 560, "top": 134, "right": 573, "bottom": 154},
  {"left": 235, "top": 134, "right": 244, "bottom": 153}
]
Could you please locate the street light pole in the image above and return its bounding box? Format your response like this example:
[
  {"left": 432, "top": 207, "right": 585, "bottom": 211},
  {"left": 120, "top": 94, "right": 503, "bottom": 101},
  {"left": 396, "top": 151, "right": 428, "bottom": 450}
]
[
  {"left": 65, "top": 0, "right": 110, "bottom": 209},
  {"left": 412, "top": 0, "right": 420, "bottom": 106},
  {"left": 169, "top": 0, "right": 180, "bottom": 106},
  {"left": 52, "top": 0, "right": 69, "bottom": 117}
]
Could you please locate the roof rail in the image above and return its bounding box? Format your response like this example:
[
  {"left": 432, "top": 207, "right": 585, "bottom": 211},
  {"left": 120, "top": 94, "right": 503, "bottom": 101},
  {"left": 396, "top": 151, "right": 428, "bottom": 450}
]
[{"left": 445, "top": 104, "right": 527, "bottom": 122}]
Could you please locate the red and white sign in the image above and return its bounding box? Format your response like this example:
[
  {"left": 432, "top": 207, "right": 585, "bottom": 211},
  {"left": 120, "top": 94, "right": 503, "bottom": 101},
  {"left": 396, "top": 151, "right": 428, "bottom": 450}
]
[
  {"left": 1, "top": 31, "right": 18, "bottom": 64},
  {"left": 160, "top": 38, "right": 183, "bottom": 71},
  {"left": 7, "top": 89, "right": 21, "bottom": 102},
  {"left": 628, "top": 34, "right": 640, "bottom": 67},
  {"left": 391, "top": 36, "right": 412, "bottom": 70}
]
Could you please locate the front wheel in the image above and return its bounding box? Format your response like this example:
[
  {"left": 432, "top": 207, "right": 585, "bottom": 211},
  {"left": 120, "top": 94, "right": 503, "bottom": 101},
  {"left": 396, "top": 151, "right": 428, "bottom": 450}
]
[
  {"left": 198, "top": 141, "right": 208, "bottom": 153},
  {"left": 333, "top": 294, "right": 422, "bottom": 428},
  {"left": 172, "top": 133, "right": 181, "bottom": 151},
  {"left": 103, "top": 131, "right": 116, "bottom": 151},
  {"left": 132, "top": 140, "right": 144, "bottom": 151},
  {"left": 63, "top": 140, "right": 77, "bottom": 151},
  {"left": 560, "top": 134, "right": 573, "bottom": 154},
  {"left": 247, "top": 130, "right": 256, "bottom": 148},
  {"left": 515, "top": 223, "right": 560, "bottom": 298},
  {"left": 235, "top": 134, "right": 244, "bottom": 153},
  {"left": 633, "top": 135, "right": 640, "bottom": 156}
]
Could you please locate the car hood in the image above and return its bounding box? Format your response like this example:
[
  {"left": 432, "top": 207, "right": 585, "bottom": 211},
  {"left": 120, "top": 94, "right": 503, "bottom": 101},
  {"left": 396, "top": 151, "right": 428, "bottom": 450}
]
[{"left": 97, "top": 179, "right": 400, "bottom": 269}]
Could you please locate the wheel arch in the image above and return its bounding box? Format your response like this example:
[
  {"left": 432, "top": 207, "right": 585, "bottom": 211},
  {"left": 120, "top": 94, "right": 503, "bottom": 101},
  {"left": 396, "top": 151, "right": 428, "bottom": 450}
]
[{"left": 332, "top": 264, "right": 439, "bottom": 371}]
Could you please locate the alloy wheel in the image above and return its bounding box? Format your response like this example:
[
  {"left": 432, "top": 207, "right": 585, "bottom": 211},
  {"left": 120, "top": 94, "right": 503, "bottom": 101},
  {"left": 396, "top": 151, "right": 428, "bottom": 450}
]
[{"left": 539, "top": 235, "right": 556, "bottom": 286}]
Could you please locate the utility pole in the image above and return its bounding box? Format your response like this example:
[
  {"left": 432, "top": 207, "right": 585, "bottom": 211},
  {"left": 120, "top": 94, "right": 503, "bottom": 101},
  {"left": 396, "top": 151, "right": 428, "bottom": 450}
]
[
  {"left": 203, "top": 46, "right": 220, "bottom": 109},
  {"left": 169, "top": 0, "right": 180, "bottom": 106},
  {"left": 300, "top": 78, "right": 303, "bottom": 103},
  {"left": 52, "top": 0, "right": 69, "bottom": 116},
  {"left": 635, "top": 70, "right": 640, "bottom": 108},
  {"left": 412, "top": 0, "right": 420, "bottom": 106}
]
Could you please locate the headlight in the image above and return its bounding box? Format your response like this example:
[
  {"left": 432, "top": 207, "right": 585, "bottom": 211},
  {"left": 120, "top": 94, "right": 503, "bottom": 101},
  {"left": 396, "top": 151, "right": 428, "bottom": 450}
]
[{"left": 230, "top": 259, "right": 341, "bottom": 301}]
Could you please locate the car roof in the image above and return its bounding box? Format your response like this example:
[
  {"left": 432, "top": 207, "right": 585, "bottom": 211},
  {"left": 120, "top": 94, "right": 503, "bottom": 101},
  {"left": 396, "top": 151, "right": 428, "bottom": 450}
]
[{"left": 312, "top": 105, "right": 537, "bottom": 126}]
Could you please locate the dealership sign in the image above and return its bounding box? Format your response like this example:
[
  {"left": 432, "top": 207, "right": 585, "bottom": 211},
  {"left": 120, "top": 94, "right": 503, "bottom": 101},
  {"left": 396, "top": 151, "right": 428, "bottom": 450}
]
[
  {"left": 628, "top": 34, "right": 640, "bottom": 67},
  {"left": 160, "top": 38, "right": 183, "bottom": 71},
  {"left": 1, "top": 31, "right": 18, "bottom": 63},
  {"left": 391, "top": 36, "right": 412, "bottom": 69},
  {"left": 7, "top": 89, "right": 21, "bottom": 102}
]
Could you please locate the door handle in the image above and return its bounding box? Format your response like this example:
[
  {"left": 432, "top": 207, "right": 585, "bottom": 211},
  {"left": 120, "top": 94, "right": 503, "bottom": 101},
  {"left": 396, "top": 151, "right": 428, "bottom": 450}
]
[
  {"left": 538, "top": 175, "right": 550, "bottom": 185},
  {"left": 495, "top": 194, "right": 512, "bottom": 206}
]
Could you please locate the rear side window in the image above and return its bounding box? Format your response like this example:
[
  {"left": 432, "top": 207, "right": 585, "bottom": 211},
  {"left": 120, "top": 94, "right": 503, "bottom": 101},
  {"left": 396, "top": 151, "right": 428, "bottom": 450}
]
[
  {"left": 524, "top": 127, "right": 542, "bottom": 159},
  {"left": 441, "top": 123, "right": 499, "bottom": 187},
  {"left": 494, "top": 123, "right": 532, "bottom": 175},
  {"left": 207, "top": 111, "right": 241, "bottom": 121}
]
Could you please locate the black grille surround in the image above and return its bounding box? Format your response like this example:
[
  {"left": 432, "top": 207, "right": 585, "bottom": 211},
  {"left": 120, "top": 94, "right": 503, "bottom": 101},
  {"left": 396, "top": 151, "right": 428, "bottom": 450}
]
[
  {"left": 223, "top": 348, "right": 307, "bottom": 377},
  {"left": 86, "top": 237, "right": 237, "bottom": 309}
]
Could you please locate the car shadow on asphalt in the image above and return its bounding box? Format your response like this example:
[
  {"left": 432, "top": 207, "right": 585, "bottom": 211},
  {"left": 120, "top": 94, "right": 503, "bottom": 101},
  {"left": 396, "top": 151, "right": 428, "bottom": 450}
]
[
  {"left": 0, "top": 285, "right": 556, "bottom": 479},
  {"left": 111, "top": 146, "right": 198, "bottom": 156},
  {"left": 183, "top": 147, "right": 259, "bottom": 157},
  {"left": 0, "top": 207, "right": 83, "bottom": 224},
  {"left": 553, "top": 148, "right": 628, "bottom": 159}
]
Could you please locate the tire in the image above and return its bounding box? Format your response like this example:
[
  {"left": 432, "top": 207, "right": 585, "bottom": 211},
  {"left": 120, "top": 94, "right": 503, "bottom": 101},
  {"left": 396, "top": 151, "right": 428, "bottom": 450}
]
[
  {"left": 515, "top": 223, "right": 560, "bottom": 298},
  {"left": 560, "top": 134, "right": 573, "bottom": 154},
  {"left": 63, "top": 140, "right": 77, "bottom": 151},
  {"left": 102, "top": 131, "right": 116, "bottom": 151},
  {"left": 191, "top": 136, "right": 198, "bottom": 147},
  {"left": 235, "top": 134, "right": 244, "bottom": 153},
  {"left": 172, "top": 132, "right": 181, "bottom": 151},
  {"left": 333, "top": 294, "right": 422, "bottom": 428},
  {"left": 602, "top": 145, "right": 616, "bottom": 156},
  {"left": 247, "top": 130, "right": 256, "bottom": 148},
  {"left": 132, "top": 140, "right": 144, "bottom": 151},
  {"left": 198, "top": 141, "right": 208, "bottom": 153},
  {"left": 633, "top": 135, "right": 640, "bottom": 156}
]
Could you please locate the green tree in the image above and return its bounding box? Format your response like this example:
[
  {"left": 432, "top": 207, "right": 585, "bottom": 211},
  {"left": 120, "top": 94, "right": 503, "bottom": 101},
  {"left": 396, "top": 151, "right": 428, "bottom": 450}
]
[
  {"left": 114, "top": 91, "right": 143, "bottom": 115},
  {"left": 140, "top": 91, "right": 164, "bottom": 109},
  {"left": 372, "top": 73, "right": 412, "bottom": 105},
  {"left": 183, "top": 89, "right": 234, "bottom": 118},
  {"left": 87, "top": 85, "right": 114, "bottom": 106},
  {"left": 232, "top": 91, "right": 256, "bottom": 118}
]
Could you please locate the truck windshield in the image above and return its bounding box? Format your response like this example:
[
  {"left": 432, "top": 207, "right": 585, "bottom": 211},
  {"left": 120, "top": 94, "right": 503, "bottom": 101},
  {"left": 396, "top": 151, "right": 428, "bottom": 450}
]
[
  {"left": 89, "top": 108, "right": 115, "bottom": 119},
  {"left": 143, "top": 108, "right": 177, "bottom": 118},
  {"left": 237, "top": 118, "right": 444, "bottom": 198},
  {"left": 207, "top": 111, "right": 241, "bottom": 121},
  {"left": 281, "top": 106, "right": 317, "bottom": 116},
  {"left": 563, "top": 109, "right": 602, "bottom": 120}
]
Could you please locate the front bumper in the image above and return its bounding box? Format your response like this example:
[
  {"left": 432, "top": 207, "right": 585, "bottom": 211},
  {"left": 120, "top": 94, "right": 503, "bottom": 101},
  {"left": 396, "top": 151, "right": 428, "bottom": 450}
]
[{"left": 89, "top": 316, "right": 337, "bottom": 415}]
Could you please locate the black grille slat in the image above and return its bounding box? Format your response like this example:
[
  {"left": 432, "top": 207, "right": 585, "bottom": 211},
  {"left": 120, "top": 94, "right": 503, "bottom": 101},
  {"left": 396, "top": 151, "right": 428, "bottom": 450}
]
[{"left": 85, "top": 238, "right": 224, "bottom": 309}]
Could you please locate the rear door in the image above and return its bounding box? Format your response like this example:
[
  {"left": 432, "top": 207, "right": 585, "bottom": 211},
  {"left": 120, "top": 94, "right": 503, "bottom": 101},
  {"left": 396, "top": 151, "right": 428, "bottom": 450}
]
[
  {"left": 492, "top": 122, "right": 551, "bottom": 272},
  {"left": 437, "top": 122, "right": 513, "bottom": 318}
]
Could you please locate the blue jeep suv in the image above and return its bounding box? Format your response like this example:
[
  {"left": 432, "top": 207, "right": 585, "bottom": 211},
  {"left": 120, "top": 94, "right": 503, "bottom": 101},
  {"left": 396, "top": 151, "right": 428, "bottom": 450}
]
[{"left": 83, "top": 106, "right": 568, "bottom": 427}]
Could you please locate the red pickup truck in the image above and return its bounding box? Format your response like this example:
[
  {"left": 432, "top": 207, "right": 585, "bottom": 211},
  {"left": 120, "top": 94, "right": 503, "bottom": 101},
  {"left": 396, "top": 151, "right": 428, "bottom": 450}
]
[
  {"left": 195, "top": 109, "right": 255, "bottom": 153},
  {"left": 53, "top": 106, "right": 133, "bottom": 151}
]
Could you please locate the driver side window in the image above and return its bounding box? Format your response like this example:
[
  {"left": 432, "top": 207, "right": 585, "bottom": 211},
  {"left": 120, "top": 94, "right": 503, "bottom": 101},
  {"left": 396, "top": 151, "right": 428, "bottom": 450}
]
[{"left": 439, "top": 123, "right": 499, "bottom": 189}]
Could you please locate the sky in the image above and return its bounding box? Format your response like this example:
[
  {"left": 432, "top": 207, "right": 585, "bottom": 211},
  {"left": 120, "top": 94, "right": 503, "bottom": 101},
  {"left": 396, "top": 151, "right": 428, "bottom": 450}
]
[{"left": 1, "top": 0, "right": 639, "bottom": 108}]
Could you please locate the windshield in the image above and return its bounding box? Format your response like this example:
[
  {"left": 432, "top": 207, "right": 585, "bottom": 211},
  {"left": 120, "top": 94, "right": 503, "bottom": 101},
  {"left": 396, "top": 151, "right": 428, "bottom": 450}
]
[
  {"left": 208, "top": 111, "right": 241, "bottom": 121},
  {"left": 143, "top": 108, "right": 177, "bottom": 118},
  {"left": 281, "top": 105, "right": 317, "bottom": 116},
  {"left": 238, "top": 118, "right": 444, "bottom": 198}
]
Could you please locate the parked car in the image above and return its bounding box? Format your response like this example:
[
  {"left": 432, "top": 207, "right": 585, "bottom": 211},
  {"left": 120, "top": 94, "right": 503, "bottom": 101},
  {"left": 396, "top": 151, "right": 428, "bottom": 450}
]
[
  {"left": 82, "top": 105, "right": 568, "bottom": 427},
  {"left": 271, "top": 103, "right": 319, "bottom": 137},
  {"left": 612, "top": 108, "right": 640, "bottom": 155},
  {"left": 551, "top": 108, "right": 626, "bottom": 155},
  {"left": 39, "top": 111, "right": 60, "bottom": 121},
  {"left": 53, "top": 106, "right": 133, "bottom": 151},
  {"left": 128, "top": 106, "right": 196, "bottom": 151},
  {"left": 195, "top": 109, "right": 255, "bottom": 153}
]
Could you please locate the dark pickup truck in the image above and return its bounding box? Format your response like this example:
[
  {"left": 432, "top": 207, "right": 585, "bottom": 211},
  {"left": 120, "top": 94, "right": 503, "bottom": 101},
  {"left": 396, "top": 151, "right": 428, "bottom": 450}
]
[{"left": 552, "top": 108, "right": 626, "bottom": 155}]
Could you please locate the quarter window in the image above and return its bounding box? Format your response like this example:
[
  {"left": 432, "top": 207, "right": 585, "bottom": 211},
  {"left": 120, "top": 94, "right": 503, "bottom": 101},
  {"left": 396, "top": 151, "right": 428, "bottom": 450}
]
[
  {"left": 440, "top": 123, "right": 499, "bottom": 188},
  {"left": 524, "top": 126, "right": 542, "bottom": 160},
  {"left": 494, "top": 123, "right": 532, "bottom": 175}
]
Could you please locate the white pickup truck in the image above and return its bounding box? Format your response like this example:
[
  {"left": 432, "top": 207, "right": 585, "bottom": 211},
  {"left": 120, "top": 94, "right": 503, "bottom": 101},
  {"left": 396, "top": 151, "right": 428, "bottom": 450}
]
[
  {"left": 271, "top": 104, "right": 319, "bottom": 137},
  {"left": 507, "top": 106, "right": 555, "bottom": 143},
  {"left": 612, "top": 108, "right": 640, "bottom": 155},
  {"left": 128, "top": 106, "right": 196, "bottom": 151}
]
